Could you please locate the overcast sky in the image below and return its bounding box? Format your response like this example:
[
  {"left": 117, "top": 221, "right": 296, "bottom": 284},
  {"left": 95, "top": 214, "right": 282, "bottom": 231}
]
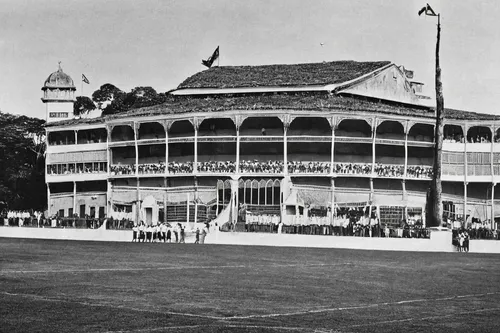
[{"left": 1, "top": 0, "right": 499, "bottom": 119}]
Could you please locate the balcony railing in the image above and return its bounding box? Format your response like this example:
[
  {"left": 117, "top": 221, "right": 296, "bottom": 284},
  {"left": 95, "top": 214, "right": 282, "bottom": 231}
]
[
  {"left": 406, "top": 165, "right": 433, "bottom": 179},
  {"left": 333, "top": 162, "right": 372, "bottom": 176},
  {"left": 138, "top": 163, "right": 166, "bottom": 174},
  {"left": 110, "top": 164, "right": 135, "bottom": 176},
  {"left": 168, "top": 161, "right": 193, "bottom": 174},
  {"left": 198, "top": 161, "right": 236, "bottom": 173},
  {"left": 374, "top": 163, "right": 404, "bottom": 178},
  {"left": 288, "top": 161, "right": 331, "bottom": 174},
  {"left": 240, "top": 160, "right": 284, "bottom": 174},
  {"left": 287, "top": 136, "right": 332, "bottom": 142}
]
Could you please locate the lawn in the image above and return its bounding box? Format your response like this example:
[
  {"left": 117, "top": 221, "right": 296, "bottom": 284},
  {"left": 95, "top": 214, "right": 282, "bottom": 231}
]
[{"left": 0, "top": 238, "right": 499, "bottom": 332}]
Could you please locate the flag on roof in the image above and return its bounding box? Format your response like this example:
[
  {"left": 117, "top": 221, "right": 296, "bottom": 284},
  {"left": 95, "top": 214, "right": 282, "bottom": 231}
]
[
  {"left": 418, "top": 3, "right": 437, "bottom": 16},
  {"left": 403, "top": 67, "right": 414, "bottom": 79},
  {"left": 202, "top": 46, "right": 219, "bottom": 68},
  {"left": 82, "top": 74, "right": 90, "bottom": 84}
]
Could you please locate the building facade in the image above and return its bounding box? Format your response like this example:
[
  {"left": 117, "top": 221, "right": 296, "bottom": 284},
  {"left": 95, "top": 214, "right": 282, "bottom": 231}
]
[{"left": 44, "top": 61, "right": 500, "bottom": 229}]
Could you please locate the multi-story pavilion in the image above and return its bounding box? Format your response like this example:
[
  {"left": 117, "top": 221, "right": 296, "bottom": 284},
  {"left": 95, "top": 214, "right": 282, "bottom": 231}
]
[{"left": 44, "top": 61, "right": 499, "bottom": 229}]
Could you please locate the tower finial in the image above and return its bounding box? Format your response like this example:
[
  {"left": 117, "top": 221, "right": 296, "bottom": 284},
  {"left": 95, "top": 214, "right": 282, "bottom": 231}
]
[{"left": 58, "top": 61, "right": 62, "bottom": 71}]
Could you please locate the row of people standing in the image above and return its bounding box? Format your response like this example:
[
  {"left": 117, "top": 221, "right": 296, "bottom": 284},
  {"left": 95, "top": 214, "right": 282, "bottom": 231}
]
[{"left": 132, "top": 222, "right": 185, "bottom": 243}]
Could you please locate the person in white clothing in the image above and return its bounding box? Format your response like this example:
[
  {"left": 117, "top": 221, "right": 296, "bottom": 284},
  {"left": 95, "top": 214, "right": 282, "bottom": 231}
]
[{"left": 132, "top": 224, "right": 138, "bottom": 242}]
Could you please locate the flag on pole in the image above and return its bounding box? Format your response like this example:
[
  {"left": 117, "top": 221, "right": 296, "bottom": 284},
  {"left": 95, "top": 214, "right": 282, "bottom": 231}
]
[
  {"left": 201, "top": 46, "right": 220, "bottom": 68},
  {"left": 82, "top": 74, "right": 90, "bottom": 84},
  {"left": 418, "top": 3, "right": 437, "bottom": 16},
  {"left": 403, "top": 67, "right": 414, "bottom": 79}
]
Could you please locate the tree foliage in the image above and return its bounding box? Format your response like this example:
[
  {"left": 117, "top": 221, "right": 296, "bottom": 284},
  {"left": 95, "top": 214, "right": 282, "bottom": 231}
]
[
  {"left": 0, "top": 112, "right": 46, "bottom": 211},
  {"left": 92, "top": 84, "right": 167, "bottom": 116},
  {"left": 73, "top": 96, "right": 96, "bottom": 116}
]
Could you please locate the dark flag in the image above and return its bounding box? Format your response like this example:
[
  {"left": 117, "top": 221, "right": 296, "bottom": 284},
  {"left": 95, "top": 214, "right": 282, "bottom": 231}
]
[
  {"left": 82, "top": 74, "right": 90, "bottom": 84},
  {"left": 202, "top": 46, "right": 219, "bottom": 68},
  {"left": 403, "top": 68, "right": 414, "bottom": 79},
  {"left": 418, "top": 3, "right": 437, "bottom": 16}
]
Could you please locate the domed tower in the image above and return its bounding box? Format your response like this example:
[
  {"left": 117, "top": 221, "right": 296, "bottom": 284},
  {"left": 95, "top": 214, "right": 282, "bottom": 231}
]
[{"left": 41, "top": 62, "right": 76, "bottom": 123}]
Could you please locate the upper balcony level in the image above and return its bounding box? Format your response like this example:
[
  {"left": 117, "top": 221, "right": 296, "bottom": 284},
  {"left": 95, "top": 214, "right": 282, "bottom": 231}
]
[{"left": 47, "top": 127, "right": 107, "bottom": 154}]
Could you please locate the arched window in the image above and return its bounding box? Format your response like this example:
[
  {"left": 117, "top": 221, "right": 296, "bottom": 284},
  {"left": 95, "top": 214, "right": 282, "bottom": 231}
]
[
  {"left": 240, "top": 117, "right": 284, "bottom": 136},
  {"left": 336, "top": 119, "right": 371, "bottom": 137}
]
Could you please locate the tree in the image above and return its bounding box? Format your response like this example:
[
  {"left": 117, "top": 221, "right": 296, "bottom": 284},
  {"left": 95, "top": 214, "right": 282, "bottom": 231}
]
[
  {"left": 0, "top": 112, "right": 46, "bottom": 211},
  {"left": 92, "top": 83, "right": 124, "bottom": 109},
  {"left": 98, "top": 85, "right": 167, "bottom": 116},
  {"left": 73, "top": 96, "right": 96, "bottom": 116}
]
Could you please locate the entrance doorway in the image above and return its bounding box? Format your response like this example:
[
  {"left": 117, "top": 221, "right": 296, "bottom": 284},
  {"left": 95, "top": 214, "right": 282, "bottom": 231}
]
[{"left": 145, "top": 208, "right": 153, "bottom": 225}]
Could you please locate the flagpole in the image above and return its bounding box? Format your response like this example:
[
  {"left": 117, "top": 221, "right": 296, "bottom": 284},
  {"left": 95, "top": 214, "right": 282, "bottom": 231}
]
[
  {"left": 433, "top": 12, "right": 444, "bottom": 228},
  {"left": 419, "top": 4, "right": 444, "bottom": 228}
]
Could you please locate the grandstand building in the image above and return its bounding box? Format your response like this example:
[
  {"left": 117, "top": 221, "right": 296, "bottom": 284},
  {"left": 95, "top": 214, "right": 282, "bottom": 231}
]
[{"left": 44, "top": 61, "right": 499, "bottom": 229}]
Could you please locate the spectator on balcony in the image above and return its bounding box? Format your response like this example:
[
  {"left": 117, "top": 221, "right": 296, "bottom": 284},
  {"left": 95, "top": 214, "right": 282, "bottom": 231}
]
[
  {"left": 240, "top": 160, "right": 284, "bottom": 173},
  {"left": 406, "top": 166, "right": 432, "bottom": 179},
  {"left": 198, "top": 161, "right": 236, "bottom": 173},
  {"left": 138, "top": 162, "right": 166, "bottom": 174},
  {"left": 288, "top": 161, "right": 330, "bottom": 174},
  {"left": 168, "top": 161, "right": 193, "bottom": 174},
  {"left": 110, "top": 164, "right": 134, "bottom": 175},
  {"left": 261, "top": 128, "right": 266, "bottom": 136}
]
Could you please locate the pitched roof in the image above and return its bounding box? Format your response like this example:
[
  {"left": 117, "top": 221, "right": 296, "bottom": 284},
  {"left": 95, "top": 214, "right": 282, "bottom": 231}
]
[
  {"left": 177, "top": 60, "right": 392, "bottom": 90},
  {"left": 443, "top": 108, "right": 500, "bottom": 121},
  {"left": 47, "top": 93, "right": 434, "bottom": 127}
]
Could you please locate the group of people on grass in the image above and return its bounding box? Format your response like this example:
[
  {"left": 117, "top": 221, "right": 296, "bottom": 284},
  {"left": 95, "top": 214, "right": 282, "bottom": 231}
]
[
  {"left": 131, "top": 222, "right": 210, "bottom": 244},
  {"left": 454, "top": 229, "right": 470, "bottom": 252}
]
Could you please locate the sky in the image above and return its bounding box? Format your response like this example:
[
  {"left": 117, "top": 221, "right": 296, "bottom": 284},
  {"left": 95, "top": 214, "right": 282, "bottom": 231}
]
[{"left": 1, "top": 0, "right": 500, "bottom": 120}]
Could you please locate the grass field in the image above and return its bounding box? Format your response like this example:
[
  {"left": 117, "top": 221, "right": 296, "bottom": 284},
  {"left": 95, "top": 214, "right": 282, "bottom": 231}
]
[{"left": 0, "top": 238, "right": 499, "bottom": 333}]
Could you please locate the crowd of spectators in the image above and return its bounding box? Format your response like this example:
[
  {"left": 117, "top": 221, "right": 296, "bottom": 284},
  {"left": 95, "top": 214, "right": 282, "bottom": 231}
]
[
  {"left": 334, "top": 163, "right": 372, "bottom": 175},
  {"left": 240, "top": 160, "right": 284, "bottom": 173},
  {"left": 444, "top": 134, "right": 465, "bottom": 143},
  {"left": 238, "top": 206, "right": 430, "bottom": 238},
  {"left": 444, "top": 134, "right": 494, "bottom": 144},
  {"left": 468, "top": 135, "right": 491, "bottom": 144},
  {"left": 406, "top": 166, "right": 433, "bottom": 178},
  {"left": 110, "top": 164, "right": 135, "bottom": 175},
  {"left": 288, "top": 161, "right": 330, "bottom": 174},
  {"left": 244, "top": 212, "right": 280, "bottom": 232},
  {"left": 168, "top": 161, "right": 193, "bottom": 174},
  {"left": 198, "top": 161, "right": 236, "bottom": 173},
  {"left": 48, "top": 163, "right": 107, "bottom": 175},
  {"left": 448, "top": 218, "right": 500, "bottom": 240},
  {"left": 138, "top": 163, "right": 166, "bottom": 174},
  {"left": 3, "top": 211, "right": 43, "bottom": 227},
  {"left": 375, "top": 163, "right": 404, "bottom": 177},
  {"left": 111, "top": 162, "right": 194, "bottom": 175}
]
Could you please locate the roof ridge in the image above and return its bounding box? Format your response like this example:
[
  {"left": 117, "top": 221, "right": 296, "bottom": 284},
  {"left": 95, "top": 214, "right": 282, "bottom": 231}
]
[{"left": 177, "top": 60, "right": 391, "bottom": 90}]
